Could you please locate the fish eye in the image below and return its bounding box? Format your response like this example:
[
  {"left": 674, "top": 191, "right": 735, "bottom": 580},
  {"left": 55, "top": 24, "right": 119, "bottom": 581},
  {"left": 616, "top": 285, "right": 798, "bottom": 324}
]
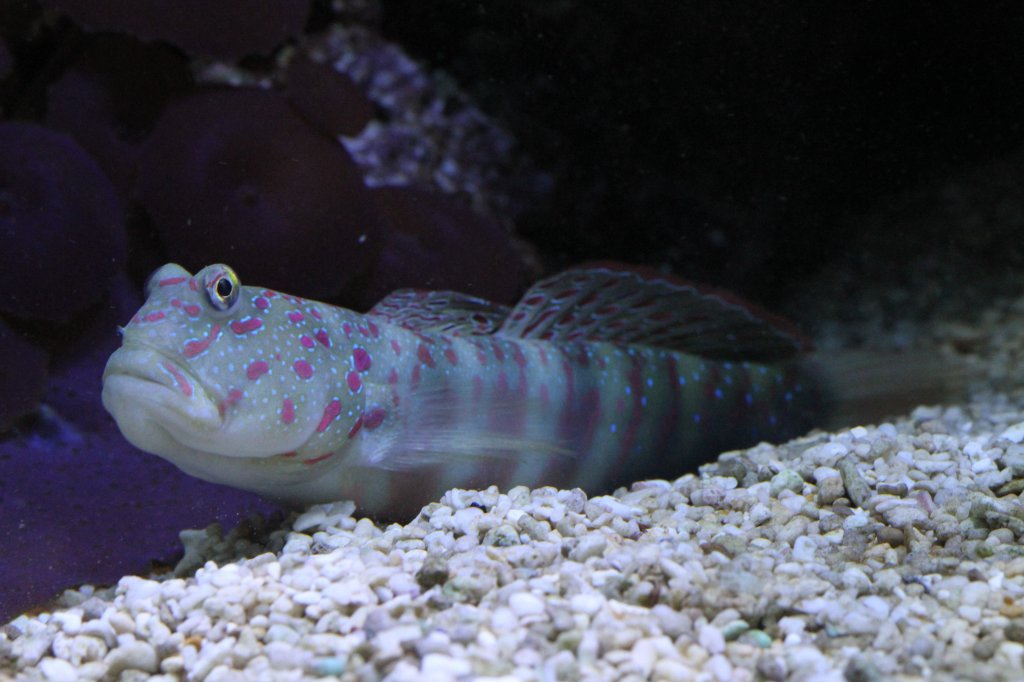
[{"left": 204, "top": 265, "right": 241, "bottom": 311}]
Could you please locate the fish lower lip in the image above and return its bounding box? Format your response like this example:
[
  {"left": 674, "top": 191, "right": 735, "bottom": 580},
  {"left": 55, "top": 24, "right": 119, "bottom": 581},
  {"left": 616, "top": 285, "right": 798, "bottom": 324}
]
[{"left": 102, "top": 345, "right": 221, "bottom": 429}]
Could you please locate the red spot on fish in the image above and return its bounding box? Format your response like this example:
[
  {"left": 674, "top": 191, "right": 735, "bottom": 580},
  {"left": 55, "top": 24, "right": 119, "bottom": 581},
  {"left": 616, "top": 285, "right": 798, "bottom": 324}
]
[
  {"left": 417, "top": 344, "right": 435, "bottom": 368},
  {"left": 655, "top": 355, "right": 681, "bottom": 454},
  {"left": 161, "top": 361, "right": 192, "bottom": 397},
  {"left": 368, "top": 321, "right": 379, "bottom": 338},
  {"left": 346, "top": 371, "right": 362, "bottom": 392},
  {"left": 491, "top": 341, "right": 505, "bottom": 363},
  {"left": 523, "top": 294, "right": 545, "bottom": 306},
  {"left": 390, "top": 339, "right": 401, "bottom": 356},
  {"left": 553, "top": 287, "right": 580, "bottom": 301},
  {"left": 300, "top": 335, "right": 315, "bottom": 349},
  {"left": 310, "top": 308, "right": 322, "bottom": 320},
  {"left": 144, "top": 311, "right": 165, "bottom": 322},
  {"left": 702, "top": 366, "right": 722, "bottom": 400},
  {"left": 444, "top": 347, "right": 458, "bottom": 366},
  {"left": 254, "top": 296, "right": 269, "bottom": 311},
  {"left": 281, "top": 398, "right": 295, "bottom": 424},
  {"left": 317, "top": 399, "right": 341, "bottom": 433},
  {"left": 303, "top": 452, "right": 334, "bottom": 465},
  {"left": 158, "top": 276, "right": 186, "bottom": 287},
  {"left": 262, "top": 290, "right": 276, "bottom": 298},
  {"left": 183, "top": 324, "right": 220, "bottom": 357},
  {"left": 358, "top": 325, "right": 370, "bottom": 337},
  {"left": 293, "top": 360, "right": 313, "bottom": 379},
  {"left": 387, "top": 368, "right": 398, "bottom": 384},
  {"left": 476, "top": 347, "right": 488, "bottom": 365},
  {"left": 170, "top": 298, "right": 182, "bottom": 308},
  {"left": 343, "top": 322, "right": 353, "bottom": 338},
  {"left": 353, "top": 347, "right": 372, "bottom": 372},
  {"left": 496, "top": 371, "right": 509, "bottom": 394},
  {"left": 218, "top": 388, "right": 244, "bottom": 417},
  {"left": 184, "top": 304, "right": 201, "bottom": 317},
  {"left": 287, "top": 311, "right": 304, "bottom": 324},
  {"left": 364, "top": 407, "right": 386, "bottom": 430},
  {"left": 524, "top": 309, "right": 558, "bottom": 336},
  {"left": 512, "top": 344, "right": 527, "bottom": 370},
  {"left": 578, "top": 387, "right": 603, "bottom": 453},
  {"left": 230, "top": 318, "right": 262, "bottom": 334},
  {"left": 315, "top": 330, "right": 331, "bottom": 347},
  {"left": 411, "top": 364, "right": 421, "bottom": 389},
  {"left": 280, "top": 451, "right": 297, "bottom": 458},
  {"left": 347, "top": 415, "right": 364, "bottom": 439},
  {"left": 614, "top": 355, "right": 647, "bottom": 468},
  {"left": 188, "top": 278, "right": 199, "bottom": 291},
  {"left": 246, "top": 360, "right": 269, "bottom": 380},
  {"left": 557, "top": 355, "right": 577, "bottom": 447}
]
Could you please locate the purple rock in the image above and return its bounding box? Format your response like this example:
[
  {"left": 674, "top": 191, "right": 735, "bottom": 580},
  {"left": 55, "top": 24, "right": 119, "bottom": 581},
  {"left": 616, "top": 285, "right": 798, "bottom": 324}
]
[
  {"left": 45, "top": 34, "right": 192, "bottom": 199},
  {"left": 38, "top": 0, "right": 311, "bottom": 60},
  {"left": 0, "top": 122, "right": 125, "bottom": 322},
  {"left": 0, "top": 318, "right": 47, "bottom": 431},
  {"left": 135, "top": 88, "right": 384, "bottom": 300},
  {"left": 355, "top": 186, "right": 529, "bottom": 308},
  {"left": 286, "top": 52, "right": 374, "bottom": 138}
]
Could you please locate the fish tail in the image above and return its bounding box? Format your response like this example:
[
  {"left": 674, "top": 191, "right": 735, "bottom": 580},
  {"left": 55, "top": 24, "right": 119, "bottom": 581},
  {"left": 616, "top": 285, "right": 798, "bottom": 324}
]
[{"left": 809, "top": 349, "right": 969, "bottom": 430}]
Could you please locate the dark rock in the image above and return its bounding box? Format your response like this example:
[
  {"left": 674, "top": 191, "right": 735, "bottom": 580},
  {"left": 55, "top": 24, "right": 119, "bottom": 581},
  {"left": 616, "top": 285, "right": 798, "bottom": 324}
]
[
  {"left": 0, "top": 318, "right": 48, "bottom": 430},
  {"left": 358, "top": 186, "right": 529, "bottom": 308},
  {"left": 135, "top": 87, "right": 384, "bottom": 300},
  {"left": 39, "top": 0, "right": 311, "bottom": 60},
  {"left": 286, "top": 52, "right": 374, "bottom": 138},
  {"left": 0, "top": 121, "right": 124, "bottom": 321},
  {"left": 45, "top": 33, "right": 192, "bottom": 198}
]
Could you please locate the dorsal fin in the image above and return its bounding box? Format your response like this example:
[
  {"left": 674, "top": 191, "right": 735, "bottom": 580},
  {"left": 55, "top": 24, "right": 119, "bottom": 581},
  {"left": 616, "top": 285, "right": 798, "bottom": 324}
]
[
  {"left": 367, "top": 289, "right": 511, "bottom": 336},
  {"left": 497, "top": 262, "right": 811, "bottom": 361}
]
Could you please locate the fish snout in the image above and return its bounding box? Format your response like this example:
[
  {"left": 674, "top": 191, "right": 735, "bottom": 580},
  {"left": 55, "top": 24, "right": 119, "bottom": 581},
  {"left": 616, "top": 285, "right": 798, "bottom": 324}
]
[{"left": 102, "top": 345, "right": 222, "bottom": 435}]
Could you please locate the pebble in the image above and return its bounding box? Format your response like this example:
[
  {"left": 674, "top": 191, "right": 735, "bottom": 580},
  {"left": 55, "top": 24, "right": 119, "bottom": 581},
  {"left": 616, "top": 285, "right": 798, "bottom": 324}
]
[
  {"left": 103, "top": 640, "right": 158, "bottom": 675},
  {"left": 698, "top": 624, "right": 726, "bottom": 655},
  {"left": 508, "top": 592, "right": 546, "bottom": 617},
  {"left": 792, "top": 536, "right": 817, "bottom": 562},
  {"left": 38, "top": 657, "right": 77, "bottom": 682},
  {"left": 770, "top": 469, "right": 804, "bottom": 495},
  {"left": 1000, "top": 423, "right": 1024, "bottom": 443}
]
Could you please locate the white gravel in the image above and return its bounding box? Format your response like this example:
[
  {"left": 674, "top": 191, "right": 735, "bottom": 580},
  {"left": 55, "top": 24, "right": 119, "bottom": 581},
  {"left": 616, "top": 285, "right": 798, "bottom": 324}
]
[{"left": 7, "top": 373, "right": 1024, "bottom": 681}]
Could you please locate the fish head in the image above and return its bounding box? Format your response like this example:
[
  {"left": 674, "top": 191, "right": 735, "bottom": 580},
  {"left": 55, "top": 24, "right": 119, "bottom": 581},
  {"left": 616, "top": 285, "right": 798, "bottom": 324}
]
[{"left": 102, "top": 263, "right": 341, "bottom": 495}]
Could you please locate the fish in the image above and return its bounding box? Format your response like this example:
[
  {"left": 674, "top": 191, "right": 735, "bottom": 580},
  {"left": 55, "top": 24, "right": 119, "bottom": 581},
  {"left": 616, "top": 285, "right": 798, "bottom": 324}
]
[{"left": 102, "top": 262, "right": 955, "bottom": 518}]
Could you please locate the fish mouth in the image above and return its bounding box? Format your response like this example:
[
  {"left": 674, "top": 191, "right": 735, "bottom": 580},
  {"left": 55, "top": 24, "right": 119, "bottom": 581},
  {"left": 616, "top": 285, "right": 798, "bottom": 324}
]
[
  {"left": 102, "top": 342, "right": 312, "bottom": 465},
  {"left": 102, "top": 343, "right": 224, "bottom": 452}
]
